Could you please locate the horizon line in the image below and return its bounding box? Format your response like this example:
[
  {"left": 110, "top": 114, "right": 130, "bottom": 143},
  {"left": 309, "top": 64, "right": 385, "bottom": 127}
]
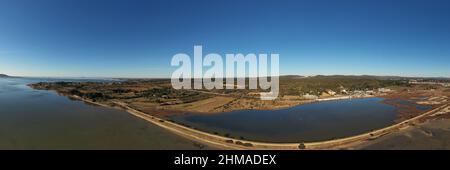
[{"left": 5, "top": 74, "right": 450, "bottom": 79}]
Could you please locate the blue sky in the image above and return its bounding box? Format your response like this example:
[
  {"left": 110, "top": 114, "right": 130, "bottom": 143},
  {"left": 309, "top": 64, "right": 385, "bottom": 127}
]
[{"left": 0, "top": 0, "right": 449, "bottom": 78}]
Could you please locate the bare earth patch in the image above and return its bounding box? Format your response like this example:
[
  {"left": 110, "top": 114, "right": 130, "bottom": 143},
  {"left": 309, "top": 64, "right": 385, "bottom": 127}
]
[{"left": 161, "top": 96, "right": 236, "bottom": 113}]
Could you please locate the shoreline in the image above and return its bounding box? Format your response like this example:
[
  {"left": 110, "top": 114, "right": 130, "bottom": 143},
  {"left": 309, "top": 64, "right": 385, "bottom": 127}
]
[{"left": 68, "top": 94, "right": 448, "bottom": 150}]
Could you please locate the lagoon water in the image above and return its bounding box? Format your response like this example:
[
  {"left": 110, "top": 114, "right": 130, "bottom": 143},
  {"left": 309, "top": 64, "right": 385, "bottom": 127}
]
[
  {"left": 0, "top": 77, "right": 204, "bottom": 149},
  {"left": 171, "top": 98, "right": 401, "bottom": 143}
]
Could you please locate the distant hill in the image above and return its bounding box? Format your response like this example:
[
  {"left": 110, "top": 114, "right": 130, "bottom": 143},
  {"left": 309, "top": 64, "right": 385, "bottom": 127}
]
[
  {"left": 281, "top": 75, "right": 450, "bottom": 81},
  {"left": 0, "top": 74, "right": 18, "bottom": 78},
  {"left": 0, "top": 74, "right": 10, "bottom": 77}
]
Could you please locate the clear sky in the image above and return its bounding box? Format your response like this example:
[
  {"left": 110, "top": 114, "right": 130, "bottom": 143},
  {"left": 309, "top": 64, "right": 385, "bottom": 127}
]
[{"left": 0, "top": 0, "right": 449, "bottom": 78}]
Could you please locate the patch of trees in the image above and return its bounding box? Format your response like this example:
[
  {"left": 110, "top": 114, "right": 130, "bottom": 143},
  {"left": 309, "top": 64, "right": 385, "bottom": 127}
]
[
  {"left": 298, "top": 143, "right": 306, "bottom": 149},
  {"left": 112, "top": 88, "right": 132, "bottom": 93},
  {"left": 380, "top": 80, "right": 410, "bottom": 87},
  {"left": 278, "top": 76, "right": 409, "bottom": 96},
  {"left": 69, "top": 89, "right": 83, "bottom": 96},
  {"left": 84, "top": 92, "right": 108, "bottom": 101},
  {"left": 141, "top": 88, "right": 210, "bottom": 103},
  {"left": 68, "top": 89, "right": 109, "bottom": 101},
  {"left": 54, "top": 82, "right": 71, "bottom": 86}
]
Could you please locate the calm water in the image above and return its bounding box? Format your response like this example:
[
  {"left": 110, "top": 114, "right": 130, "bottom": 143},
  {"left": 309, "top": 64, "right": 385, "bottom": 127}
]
[
  {"left": 0, "top": 77, "right": 205, "bottom": 149},
  {"left": 171, "top": 98, "right": 403, "bottom": 143}
]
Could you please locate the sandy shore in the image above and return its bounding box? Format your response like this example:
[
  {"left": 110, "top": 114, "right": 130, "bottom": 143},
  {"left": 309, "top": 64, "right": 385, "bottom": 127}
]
[{"left": 70, "top": 95, "right": 449, "bottom": 150}]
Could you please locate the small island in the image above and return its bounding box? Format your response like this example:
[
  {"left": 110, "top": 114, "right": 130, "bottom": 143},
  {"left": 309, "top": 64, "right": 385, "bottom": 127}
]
[
  {"left": 0, "top": 74, "right": 10, "bottom": 78},
  {"left": 0, "top": 74, "right": 19, "bottom": 78}
]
